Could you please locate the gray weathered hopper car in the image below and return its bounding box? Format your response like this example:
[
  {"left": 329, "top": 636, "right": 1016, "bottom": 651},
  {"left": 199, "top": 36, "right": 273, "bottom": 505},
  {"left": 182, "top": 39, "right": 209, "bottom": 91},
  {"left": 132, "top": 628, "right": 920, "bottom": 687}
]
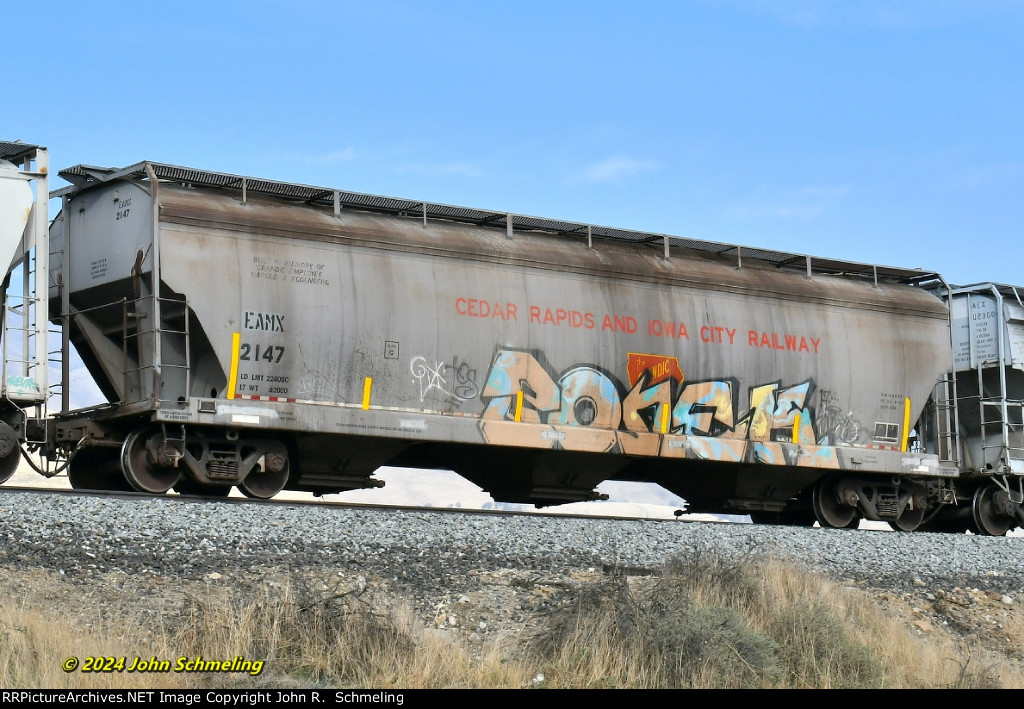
[
  {"left": 945, "top": 283, "right": 1024, "bottom": 476},
  {"left": 0, "top": 141, "right": 49, "bottom": 483},
  {"left": 46, "top": 161, "right": 962, "bottom": 528}
]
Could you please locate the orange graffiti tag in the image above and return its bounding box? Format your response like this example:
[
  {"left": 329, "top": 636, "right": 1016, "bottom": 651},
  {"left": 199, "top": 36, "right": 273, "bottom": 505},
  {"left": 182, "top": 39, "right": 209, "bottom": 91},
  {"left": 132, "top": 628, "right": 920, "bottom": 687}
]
[{"left": 626, "top": 353, "right": 684, "bottom": 388}]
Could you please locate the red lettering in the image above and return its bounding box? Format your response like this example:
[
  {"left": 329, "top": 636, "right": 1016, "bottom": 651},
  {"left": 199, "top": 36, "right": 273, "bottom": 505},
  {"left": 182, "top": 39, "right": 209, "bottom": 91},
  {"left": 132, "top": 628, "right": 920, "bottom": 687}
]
[
  {"left": 650, "top": 319, "right": 689, "bottom": 339},
  {"left": 601, "top": 313, "right": 639, "bottom": 332},
  {"left": 457, "top": 298, "right": 520, "bottom": 320},
  {"left": 700, "top": 325, "right": 732, "bottom": 344},
  {"left": 529, "top": 306, "right": 594, "bottom": 327},
  {"left": 746, "top": 330, "right": 820, "bottom": 354}
]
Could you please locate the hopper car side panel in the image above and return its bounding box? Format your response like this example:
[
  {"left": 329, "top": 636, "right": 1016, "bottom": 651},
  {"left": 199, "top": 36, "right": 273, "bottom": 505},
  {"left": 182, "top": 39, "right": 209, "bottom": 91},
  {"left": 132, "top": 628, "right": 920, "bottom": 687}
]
[{"left": 55, "top": 182, "right": 954, "bottom": 499}]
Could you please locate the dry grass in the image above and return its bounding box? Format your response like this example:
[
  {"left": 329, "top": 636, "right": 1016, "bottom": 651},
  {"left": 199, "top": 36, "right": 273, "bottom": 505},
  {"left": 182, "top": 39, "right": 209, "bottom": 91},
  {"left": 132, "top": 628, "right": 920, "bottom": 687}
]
[
  {"left": 528, "top": 549, "right": 1024, "bottom": 688},
  {"left": 0, "top": 601, "right": 181, "bottom": 689},
  {"left": 2, "top": 550, "right": 1023, "bottom": 689}
]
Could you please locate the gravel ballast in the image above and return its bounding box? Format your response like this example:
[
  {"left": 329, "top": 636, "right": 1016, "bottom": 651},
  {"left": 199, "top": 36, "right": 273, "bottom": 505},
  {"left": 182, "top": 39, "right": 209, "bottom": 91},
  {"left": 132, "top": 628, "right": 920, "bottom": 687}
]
[{"left": 2, "top": 491, "right": 1024, "bottom": 599}]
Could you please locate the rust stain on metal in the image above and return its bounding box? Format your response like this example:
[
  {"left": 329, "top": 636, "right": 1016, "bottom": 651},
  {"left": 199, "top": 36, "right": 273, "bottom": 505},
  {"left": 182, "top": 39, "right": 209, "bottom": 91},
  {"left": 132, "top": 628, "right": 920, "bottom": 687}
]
[{"left": 157, "top": 187, "right": 946, "bottom": 319}]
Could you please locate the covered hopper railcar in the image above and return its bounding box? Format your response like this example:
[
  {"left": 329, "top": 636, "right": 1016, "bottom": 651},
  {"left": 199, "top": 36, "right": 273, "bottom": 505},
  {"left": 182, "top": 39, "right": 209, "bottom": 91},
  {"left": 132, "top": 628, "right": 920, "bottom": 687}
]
[{"left": 3, "top": 144, "right": 1024, "bottom": 535}]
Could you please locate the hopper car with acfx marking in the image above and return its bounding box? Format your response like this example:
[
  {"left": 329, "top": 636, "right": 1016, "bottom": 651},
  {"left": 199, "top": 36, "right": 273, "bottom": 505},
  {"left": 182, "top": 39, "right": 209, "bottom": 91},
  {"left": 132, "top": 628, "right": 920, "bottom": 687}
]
[{"left": 1, "top": 140, "right": 1023, "bottom": 534}]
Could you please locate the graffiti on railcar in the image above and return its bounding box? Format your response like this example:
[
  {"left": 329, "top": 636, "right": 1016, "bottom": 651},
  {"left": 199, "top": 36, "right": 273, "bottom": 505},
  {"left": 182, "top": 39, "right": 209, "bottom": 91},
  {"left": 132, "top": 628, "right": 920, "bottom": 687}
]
[
  {"left": 815, "top": 389, "right": 864, "bottom": 444},
  {"left": 296, "top": 373, "right": 332, "bottom": 399},
  {"left": 410, "top": 354, "right": 481, "bottom": 408},
  {"left": 477, "top": 347, "right": 851, "bottom": 466}
]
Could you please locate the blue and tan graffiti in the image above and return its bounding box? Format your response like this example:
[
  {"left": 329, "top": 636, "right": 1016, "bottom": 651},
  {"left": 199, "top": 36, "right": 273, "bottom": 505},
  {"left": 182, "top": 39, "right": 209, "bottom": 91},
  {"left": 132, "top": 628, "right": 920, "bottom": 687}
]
[{"left": 478, "top": 348, "right": 842, "bottom": 468}]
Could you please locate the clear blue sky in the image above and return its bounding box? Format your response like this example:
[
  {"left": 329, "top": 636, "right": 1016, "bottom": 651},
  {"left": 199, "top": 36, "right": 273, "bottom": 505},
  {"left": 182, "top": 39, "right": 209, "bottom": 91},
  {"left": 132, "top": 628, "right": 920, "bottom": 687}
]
[{"left": 5, "top": 1, "right": 1022, "bottom": 287}]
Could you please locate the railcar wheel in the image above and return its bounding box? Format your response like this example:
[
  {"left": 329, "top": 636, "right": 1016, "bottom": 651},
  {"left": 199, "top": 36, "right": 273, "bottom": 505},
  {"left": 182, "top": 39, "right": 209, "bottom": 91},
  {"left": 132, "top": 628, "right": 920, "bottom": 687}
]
[
  {"left": 121, "top": 429, "right": 182, "bottom": 494},
  {"left": 238, "top": 456, "right": 289, "bottom": 499},
  {"left": 811, "top": 478, "right": 859, "bottom": 529},
  {"left": 971, "top": 485, "right": 1014, "bottom": 537},
  {"left": 888, "top": 505, "right": 925, "bottom": 533},
  {"left": 68, "top": 447, "right": 134, "bottom": 491},
  {"left": 0, "top": 422, "right": 20, "bottom": 485}
]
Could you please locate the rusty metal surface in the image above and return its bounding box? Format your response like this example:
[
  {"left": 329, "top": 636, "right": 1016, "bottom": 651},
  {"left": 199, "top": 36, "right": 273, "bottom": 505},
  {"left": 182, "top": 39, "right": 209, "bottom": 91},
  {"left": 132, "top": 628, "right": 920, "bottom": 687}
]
[
  {"left": 55, "top": 160, "right": 943, "bottom": 286},
  {"left": 155, "top": 186, "right": 948, "bottom": 315}
]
